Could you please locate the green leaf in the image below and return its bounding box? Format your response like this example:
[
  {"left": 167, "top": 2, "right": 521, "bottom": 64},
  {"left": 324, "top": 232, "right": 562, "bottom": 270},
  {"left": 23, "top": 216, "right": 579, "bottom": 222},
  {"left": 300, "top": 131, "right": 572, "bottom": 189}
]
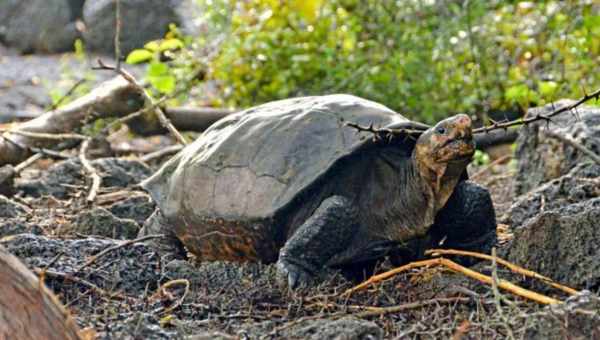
[
  {"left": 505, "top": 84, "right": 529, "bottom": 101},
  {"left": 144, "top": 40, "right": 161, "bottom": 52},
  {"left": 146, "top": 62, "right": 175, "bottom": 94},
  {"left": 159, "top": 39, "right": 184, "bottom": 52},
  {"left": 126, "top": 49, "right": 153, "bottom": 64},
  {"left": 538, "top": 81, "right": 558, "bottom": 97},
  {"left": 147, "top": 62, "right": 169, "bottom": 76},
  {"left": 148, "top": 75, "right": 176, "bottom": 94}
]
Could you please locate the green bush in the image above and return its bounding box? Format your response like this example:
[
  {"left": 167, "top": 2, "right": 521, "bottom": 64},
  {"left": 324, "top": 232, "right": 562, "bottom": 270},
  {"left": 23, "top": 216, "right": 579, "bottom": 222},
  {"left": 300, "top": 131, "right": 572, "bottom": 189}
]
[{"left": 202, "top": 0, "right": 599, "bottom": 124}]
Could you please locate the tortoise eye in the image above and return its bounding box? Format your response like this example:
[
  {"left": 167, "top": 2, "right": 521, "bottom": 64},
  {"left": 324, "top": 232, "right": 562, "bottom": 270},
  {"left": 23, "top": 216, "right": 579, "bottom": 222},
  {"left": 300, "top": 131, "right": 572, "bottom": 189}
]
[{"left": 436, "top": 126, "right": 447, "bottom": 135}]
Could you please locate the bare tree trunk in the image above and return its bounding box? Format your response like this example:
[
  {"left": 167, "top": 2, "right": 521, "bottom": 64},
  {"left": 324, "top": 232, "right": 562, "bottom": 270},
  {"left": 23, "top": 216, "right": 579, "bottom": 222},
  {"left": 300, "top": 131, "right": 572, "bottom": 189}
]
[{"left": 0, "top": 245, "right": 82, "bottom": 340}]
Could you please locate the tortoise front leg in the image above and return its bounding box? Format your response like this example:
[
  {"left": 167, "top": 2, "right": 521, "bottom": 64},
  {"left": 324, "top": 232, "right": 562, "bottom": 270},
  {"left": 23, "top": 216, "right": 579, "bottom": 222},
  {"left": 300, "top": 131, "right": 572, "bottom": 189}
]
[
  {"left": 277, "top": 195, "right": 359, "bottom": 289},
  {"left": 427, "top": 180, "right": 497, "bottom": 264}
]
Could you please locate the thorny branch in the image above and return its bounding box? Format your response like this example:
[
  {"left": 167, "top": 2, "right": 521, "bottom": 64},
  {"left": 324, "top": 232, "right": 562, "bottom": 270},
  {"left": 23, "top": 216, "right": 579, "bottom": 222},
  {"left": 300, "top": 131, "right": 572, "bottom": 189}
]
[
  {"left": 473, "top": 87, "right": 600, "bottom": 134},
  {"left": 346, "top": 87, "right": 600, "bottom": 138}
]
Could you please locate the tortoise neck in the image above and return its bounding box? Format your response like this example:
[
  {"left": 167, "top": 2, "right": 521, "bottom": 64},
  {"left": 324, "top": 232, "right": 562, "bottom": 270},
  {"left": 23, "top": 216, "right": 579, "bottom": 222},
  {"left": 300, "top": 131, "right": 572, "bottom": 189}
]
[
  {"left": 362, "top": 150, "right": 437, "bottom": 241},
  {"left": 411, "top": 150, "right": 465, "bottom": 212}
]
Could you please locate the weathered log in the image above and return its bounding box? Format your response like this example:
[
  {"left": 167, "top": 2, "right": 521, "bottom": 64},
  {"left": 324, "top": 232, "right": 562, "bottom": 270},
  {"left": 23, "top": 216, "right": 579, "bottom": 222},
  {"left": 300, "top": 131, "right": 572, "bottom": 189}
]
[
  {"left": 127, "top": 106, "right": 235, "bottom": 136},
  {"left": 0, "top": 77, "right": 144, "bottom": 165},
  {"left": 0, "top": 245, "right": 82, "bottom": 340}
]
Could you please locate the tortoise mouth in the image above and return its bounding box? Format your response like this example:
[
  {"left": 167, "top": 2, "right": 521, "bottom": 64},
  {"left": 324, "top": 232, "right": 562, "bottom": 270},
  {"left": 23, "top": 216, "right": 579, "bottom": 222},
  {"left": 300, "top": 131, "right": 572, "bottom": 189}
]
[{"left": 435, "top": 138, "right": 475, "bottom": 162}]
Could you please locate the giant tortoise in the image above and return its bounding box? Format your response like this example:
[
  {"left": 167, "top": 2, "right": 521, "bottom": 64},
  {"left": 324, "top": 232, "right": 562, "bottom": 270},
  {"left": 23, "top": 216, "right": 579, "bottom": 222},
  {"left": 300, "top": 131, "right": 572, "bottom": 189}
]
[{"left": 141, "top": 95, "right": 496, "bottom": 287}]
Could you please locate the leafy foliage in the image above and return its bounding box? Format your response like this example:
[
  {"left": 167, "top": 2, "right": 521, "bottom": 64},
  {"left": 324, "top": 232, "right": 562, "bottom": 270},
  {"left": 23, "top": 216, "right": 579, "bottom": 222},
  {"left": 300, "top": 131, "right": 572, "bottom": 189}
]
[{"left": 200, "top": 0, "right": 599, "bottom": 124}]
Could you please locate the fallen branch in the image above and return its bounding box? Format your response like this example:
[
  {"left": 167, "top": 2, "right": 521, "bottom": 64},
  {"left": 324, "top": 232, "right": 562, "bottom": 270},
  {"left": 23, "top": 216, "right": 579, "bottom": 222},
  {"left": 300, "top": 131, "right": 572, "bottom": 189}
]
[
  {"left": 0, "top": 77, "right": 143, "bottom": 166},
  {"left": 342, "top": 257, "right": 560, "bottom": 305},
  {"left": 425, "top": 248, "right": 579, "bottom": 295},
  {"left": 470, "top": 154, "right": 512, "bottom": 180},
  {"left": 472, "top": 88, "right": 600, "bottom": 134}
]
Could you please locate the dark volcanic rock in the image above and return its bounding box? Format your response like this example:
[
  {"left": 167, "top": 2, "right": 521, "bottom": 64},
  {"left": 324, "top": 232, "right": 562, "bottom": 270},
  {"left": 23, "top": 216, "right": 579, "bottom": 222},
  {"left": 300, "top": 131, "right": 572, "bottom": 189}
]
[
  {"left": 107, "top": 193, "right": 155, "bottom": 225},
  {"left": 17, "top": 158, "right": 151, "bottom": 198},
  {"left": 507, "top": 197, "right": 600, "bottom": 290},
  {"left": 0, "top": 0, "right": 83, "bottom": 53},
  {"left": 505, "top": 102, "right": 600, "bottom": 290},
  {"left": 0, "top": 195, "right": 43, "bottom": 236},
  {"left": 526, "top": 291, "right": 600, "bottom": 339},
  {"left": 83, "top": 0, "right": 195, "bottom": 54},
  {"left": 72, "top": 207, "right": 140, "bottom": 239},
  {"left": 513, "top": 101, "right": 600, "bottom": 195},
  {"left": 502, "top": 163, "right": 600, "bottom": 227}
]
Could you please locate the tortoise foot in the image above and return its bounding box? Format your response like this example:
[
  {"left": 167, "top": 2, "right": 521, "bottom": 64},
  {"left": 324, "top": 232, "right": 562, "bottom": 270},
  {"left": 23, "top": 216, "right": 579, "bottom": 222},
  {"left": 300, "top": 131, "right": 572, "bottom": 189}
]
[{"left": 276, "top": 259, "right": 315, "bottom": 290}]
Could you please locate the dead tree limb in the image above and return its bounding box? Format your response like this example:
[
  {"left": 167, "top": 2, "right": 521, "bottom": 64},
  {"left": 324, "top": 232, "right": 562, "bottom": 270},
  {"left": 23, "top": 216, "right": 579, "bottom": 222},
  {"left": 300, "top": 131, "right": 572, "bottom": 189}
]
[
  {"left": 0, "top": 77, "right": 143, "bottom": 166},
  {"left": 0, "top": 245, "right": 82, "bottom": 340}
]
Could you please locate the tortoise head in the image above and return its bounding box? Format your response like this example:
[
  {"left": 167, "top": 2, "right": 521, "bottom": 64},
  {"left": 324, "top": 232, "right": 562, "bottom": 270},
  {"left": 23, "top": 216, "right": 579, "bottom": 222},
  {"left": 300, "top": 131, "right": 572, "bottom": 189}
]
[
  {"left": 413, "top": 114, "right": 475, "bottom": 197},
  {"left": 415, "top": 114, "right": 474, "bottom": 164}
]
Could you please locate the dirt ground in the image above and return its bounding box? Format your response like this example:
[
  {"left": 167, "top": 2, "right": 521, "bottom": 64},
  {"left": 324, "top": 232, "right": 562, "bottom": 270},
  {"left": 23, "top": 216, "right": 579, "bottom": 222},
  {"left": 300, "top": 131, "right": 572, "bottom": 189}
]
[{"left": 0, "top": 154, "right": 597, "bottom": 340}]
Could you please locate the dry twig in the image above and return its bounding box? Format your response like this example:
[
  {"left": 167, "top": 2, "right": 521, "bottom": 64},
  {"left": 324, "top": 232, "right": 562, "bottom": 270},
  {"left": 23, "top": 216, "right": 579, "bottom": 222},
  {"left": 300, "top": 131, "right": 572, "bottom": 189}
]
[
  {"left": 343, "top": 257, "right": 560, "bottom": 305},
  {"left": 94, "top": 60, "right": 189, "bottom": 145},
  {"left": 140, "top": 144, "right": 184, "bottom": 163},
  {"left": 79, "top": 139, "right": 101, "bottom": 203},
  {"left": 75, "top": 234, "right": 164, "bottom": 273},
  {"left": 0, "top": 129, "right": 88, "bottom": 141},
  {"left": 152, "top": 279, "right": 191, "bottom": 314},
  {"left": 425, "top": 248, "right": 578, "bottom": 295},
  {"left": 352, "top": 297, "right": 469, "bottom": 318},
  {"left": 34, "top": 268, "right": 132, "bottom": 302}
]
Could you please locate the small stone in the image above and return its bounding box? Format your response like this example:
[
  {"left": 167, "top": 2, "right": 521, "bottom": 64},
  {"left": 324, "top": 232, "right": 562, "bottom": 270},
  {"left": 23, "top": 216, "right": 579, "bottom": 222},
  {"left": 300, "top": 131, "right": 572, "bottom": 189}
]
[{"left": 73, "top": 207, "right": 139, "bottom": 239}]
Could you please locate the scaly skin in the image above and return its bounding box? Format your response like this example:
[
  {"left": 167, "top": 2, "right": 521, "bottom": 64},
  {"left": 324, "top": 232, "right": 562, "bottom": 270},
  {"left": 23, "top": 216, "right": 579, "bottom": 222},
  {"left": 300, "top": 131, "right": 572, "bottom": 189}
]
[{"left": 276, "top": 114, "right": 495, "bottom": 289}]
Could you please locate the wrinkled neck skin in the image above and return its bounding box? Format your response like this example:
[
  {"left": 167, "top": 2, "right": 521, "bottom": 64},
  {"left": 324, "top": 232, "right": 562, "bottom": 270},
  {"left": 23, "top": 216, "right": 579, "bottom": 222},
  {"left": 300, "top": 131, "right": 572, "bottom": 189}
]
[
  {"left": 366, "top": 145, "right": 469, "bottom": 241},
  {"left": 412, "top": 149, "right": 468, "bottom": 211},
  {"left": 361, "top": 151, "right": 437, "bottom": 242}
]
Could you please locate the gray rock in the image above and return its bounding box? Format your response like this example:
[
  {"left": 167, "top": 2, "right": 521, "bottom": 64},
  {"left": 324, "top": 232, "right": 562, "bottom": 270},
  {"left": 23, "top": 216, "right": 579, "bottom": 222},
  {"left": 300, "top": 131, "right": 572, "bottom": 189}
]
[
  {"left": 507, "top": 197, "right": 600, "bottom": 290},
  {"left": 83, "top": 0, "right": 200, "bottom": 55},
  {"left": 525, "top": 291, "right": 600, "bottom": 339},
  {"left": 108, "top": 193, "right": 155, "bottom": 226},
  {"left": 73, "top": 207, "right": 140, "bottom": 239},
  {"left": 513, "top": 101, "right": 600, "bottom": 195},
  {"left": 0, "top": 0, "right": 83, "bottom": 53},
  {"left": 502, "top": 163, "right": 600, "bottom": 227}
]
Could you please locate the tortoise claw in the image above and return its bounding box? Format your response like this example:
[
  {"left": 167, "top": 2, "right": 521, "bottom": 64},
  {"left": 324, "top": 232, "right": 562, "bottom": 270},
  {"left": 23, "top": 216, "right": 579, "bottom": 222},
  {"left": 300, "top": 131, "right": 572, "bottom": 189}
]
[{"left": 276, "top": 259, "right": 313, "bottom": 290}]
